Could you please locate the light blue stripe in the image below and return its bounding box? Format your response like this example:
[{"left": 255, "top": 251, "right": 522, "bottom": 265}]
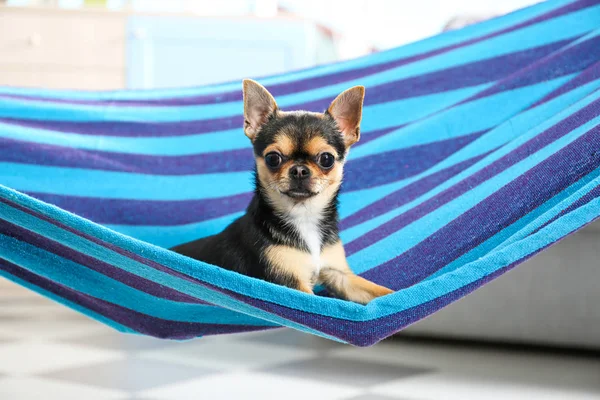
[
  {"left": 0, "top": 124, "right": 251, "bottom": 155},
  {"left": 0, "top": 0, "right": 577, "bottom": 100},
  {"left": 0, "top": 164, "right": 253, "bottom": 200},
  {"left": 109, "top": 212, "right": 244, "bottom": 248}
]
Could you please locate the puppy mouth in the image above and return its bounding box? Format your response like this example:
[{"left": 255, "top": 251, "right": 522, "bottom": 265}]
[{"left": 283, "top": 189, "right": 316, "bottom": 199}]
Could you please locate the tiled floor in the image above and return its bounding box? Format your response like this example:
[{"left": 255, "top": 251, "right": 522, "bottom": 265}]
[{"left": 1, "top": 279, "right": 599, "bottom": 400}]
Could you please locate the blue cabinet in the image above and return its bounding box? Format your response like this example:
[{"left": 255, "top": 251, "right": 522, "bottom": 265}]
[{"left": 127, "top": 16, "right": 336, "bottom": 89}]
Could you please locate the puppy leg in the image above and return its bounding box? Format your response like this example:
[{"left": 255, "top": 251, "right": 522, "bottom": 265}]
[
  {"left": 319, "top": 241, "right": 393, "bottom": 304},
  {"left": 263, "top": 245, "right": 315, "bottom": 294}
]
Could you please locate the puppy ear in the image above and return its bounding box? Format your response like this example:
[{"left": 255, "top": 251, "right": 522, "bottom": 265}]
[
  {"left": 243, "top": 79, "right": 278, "bottom": 142},
  {"left": 327, "top": 86, "right": 365, "bottom": 147}
]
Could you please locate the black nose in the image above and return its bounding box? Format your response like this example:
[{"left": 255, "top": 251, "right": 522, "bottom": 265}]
[{"left": 289, "top": 165, "right": 311, "bottom": 180}]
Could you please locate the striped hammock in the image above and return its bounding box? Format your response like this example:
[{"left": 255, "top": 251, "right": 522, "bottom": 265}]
[{"left": 1, "top": 0, "right": 600, "bottom": 346}]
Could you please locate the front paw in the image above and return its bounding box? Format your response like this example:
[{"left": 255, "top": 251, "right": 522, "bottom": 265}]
[
  {"left": 365, "top": 284, "right": 393, "bottom": 303},
  {"left": 352, "top": 283, "right": 394, "bottom": 305}
]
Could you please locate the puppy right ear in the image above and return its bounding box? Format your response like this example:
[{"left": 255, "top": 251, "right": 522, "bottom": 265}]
[{"left": 243, "top": 79, "right": 278, "bottom": 142}]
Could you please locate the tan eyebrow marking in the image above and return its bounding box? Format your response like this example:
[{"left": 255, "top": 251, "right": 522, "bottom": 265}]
[
  {"left": 305, "top": 136, "right": 338, "bottom": 158},
  {"left": 264, "top": 134, "right": 294, "bottom": 156}
]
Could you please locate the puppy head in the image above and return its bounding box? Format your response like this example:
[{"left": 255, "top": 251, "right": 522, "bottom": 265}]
[{"left": 242, "top": 79, "right": 364, "bottom": 211}]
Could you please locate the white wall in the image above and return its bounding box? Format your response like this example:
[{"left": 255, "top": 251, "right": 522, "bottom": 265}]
[{"left": 280, "top": 0, "right": 545, "bottom": 59}]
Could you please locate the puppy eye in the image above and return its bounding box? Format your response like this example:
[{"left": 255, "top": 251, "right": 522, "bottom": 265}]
[
  {"left": 264, "top": 152, "right": 282, "bottom": 168},
  {"left": 318, "top": 152, "right": 335, "bottom": 169}
]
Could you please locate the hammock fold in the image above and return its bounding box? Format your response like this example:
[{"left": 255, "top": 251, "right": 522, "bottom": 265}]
[{"left": 1, "top": 0, "right": 600, "bottom": 346}]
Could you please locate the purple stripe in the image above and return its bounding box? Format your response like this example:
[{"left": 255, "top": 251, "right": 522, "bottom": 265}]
[
  {"left": 0, "top": 36, "right": 581, "bottom": 138},
  {"left": 0, "top": 259, "right": 273, "bottom": 339},
  {"left": 345, "top": 96, "right": 600, "bottom": 257},
  {"left": 344, "top": 131, "right": 485, "bottom": 191},
  {"left": 0, "top": 138, "right": 254, "bottom": 175},
  {"left": 24, "top": 192, "right": 252, "bottom": 226},
  {"left": 0, "top": 116, "right": 244, "bottom": 137},
  {"left": 0, "top": 217, "right": 205, "bottom": 304},
  {"left": 359, "top": 126, "right": 600, "bottom": 290},
  {"left": 460, "top": 33, "right": 600, "bottom": 105},
  {"left": 356, "top": 124, "right": 406, "bottom": 145},
  {"left": 340, "top": 151, "right": 492, "bottom": 230},
  {"left": 528, "top": 185, "right": 600, "bottom": 235},
  {"left": 528, "top": 60, "right": 600, "bottom": 109},
  {"left": 3, "top": 0, "right": 592, "bottom": 107}
]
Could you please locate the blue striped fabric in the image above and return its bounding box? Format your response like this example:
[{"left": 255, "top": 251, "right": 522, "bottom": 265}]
[{"left": 1, "top": 0, "right": 600, "bottom": 346}]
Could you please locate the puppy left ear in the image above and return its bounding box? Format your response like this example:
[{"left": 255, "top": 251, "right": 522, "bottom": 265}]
[
  {"left": 327, "top": 86, "right": 365, "bottom": 147},
  {"left": 243, "top": 79, "right": 278, "bottom": 142}
]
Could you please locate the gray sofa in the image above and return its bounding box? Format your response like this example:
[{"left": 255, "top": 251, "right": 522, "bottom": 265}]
[{"left": 404, "top": 220, "right": 600, "bottom": 350}]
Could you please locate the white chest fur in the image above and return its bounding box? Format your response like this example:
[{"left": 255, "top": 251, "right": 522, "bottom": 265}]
[{"left": 287, "top": 202, "right": 322, "bottom": 272}]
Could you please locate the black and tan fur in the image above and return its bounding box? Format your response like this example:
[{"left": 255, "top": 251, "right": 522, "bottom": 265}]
[{"left": 171, "top": 79, "right": 393, "bottom": 304}]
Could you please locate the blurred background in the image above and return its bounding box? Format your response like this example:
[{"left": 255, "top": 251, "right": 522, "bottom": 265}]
[
  {"left": 0, "top": 0, "right": 541, "bottom": 89},
  {"left": 1, "top": 1, "right": 600, "bottom": 399}
]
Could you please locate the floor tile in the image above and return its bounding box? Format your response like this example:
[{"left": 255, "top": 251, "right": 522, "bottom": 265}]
[
  {"left": 0, "top": 295, "right": 52, "bottom": 305},
  {"left": 0, "top": 376, "right": 126, "bottom": 400},
  {"left": 0, "top": 318, "right": 110, "bottom": 340},
  {"left": 125, "top": 398, "right": 161, "bottom": 400},
  {"left": 139, "top": 372, "right": 360, "bottom": 400},
  {"left": 0, "top": 303, "right": 72, "bottom": 320},
  {"left": 372, "top": 372, "right": 600, "bottom": 400},
  {"left": 0, "top": 313, "right": 32, "bottom": 322},
  {"left": 334, "top": 338, "right": 600, "bottom": 392},
  {"left": 241, "top": 328, "right": 346, "bottom": 351},
  {"left": 40, "top": 357, "right": 218, "bottom": 392},
  {"left": 0, "top": 337, "right": 16, "bottom": 345},
  {"left": 63, "top": 332, "right": 178, "bottom": 353},
  {"left": 0, "top": 341, "right": 122, "bottom": 375},
  {"left": 139, "top": 337, "right": 319, "bottom": 370},
  {"left": 262, "top": 356, "right": 432, "bottom": 387},
  {"left": 342, "top": 395, "right": 417, "bottom": 400}
]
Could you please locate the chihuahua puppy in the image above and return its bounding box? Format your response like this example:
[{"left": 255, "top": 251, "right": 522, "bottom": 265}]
[{"left": 171, "top": 80, "right": 393, "bottom": 304}]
